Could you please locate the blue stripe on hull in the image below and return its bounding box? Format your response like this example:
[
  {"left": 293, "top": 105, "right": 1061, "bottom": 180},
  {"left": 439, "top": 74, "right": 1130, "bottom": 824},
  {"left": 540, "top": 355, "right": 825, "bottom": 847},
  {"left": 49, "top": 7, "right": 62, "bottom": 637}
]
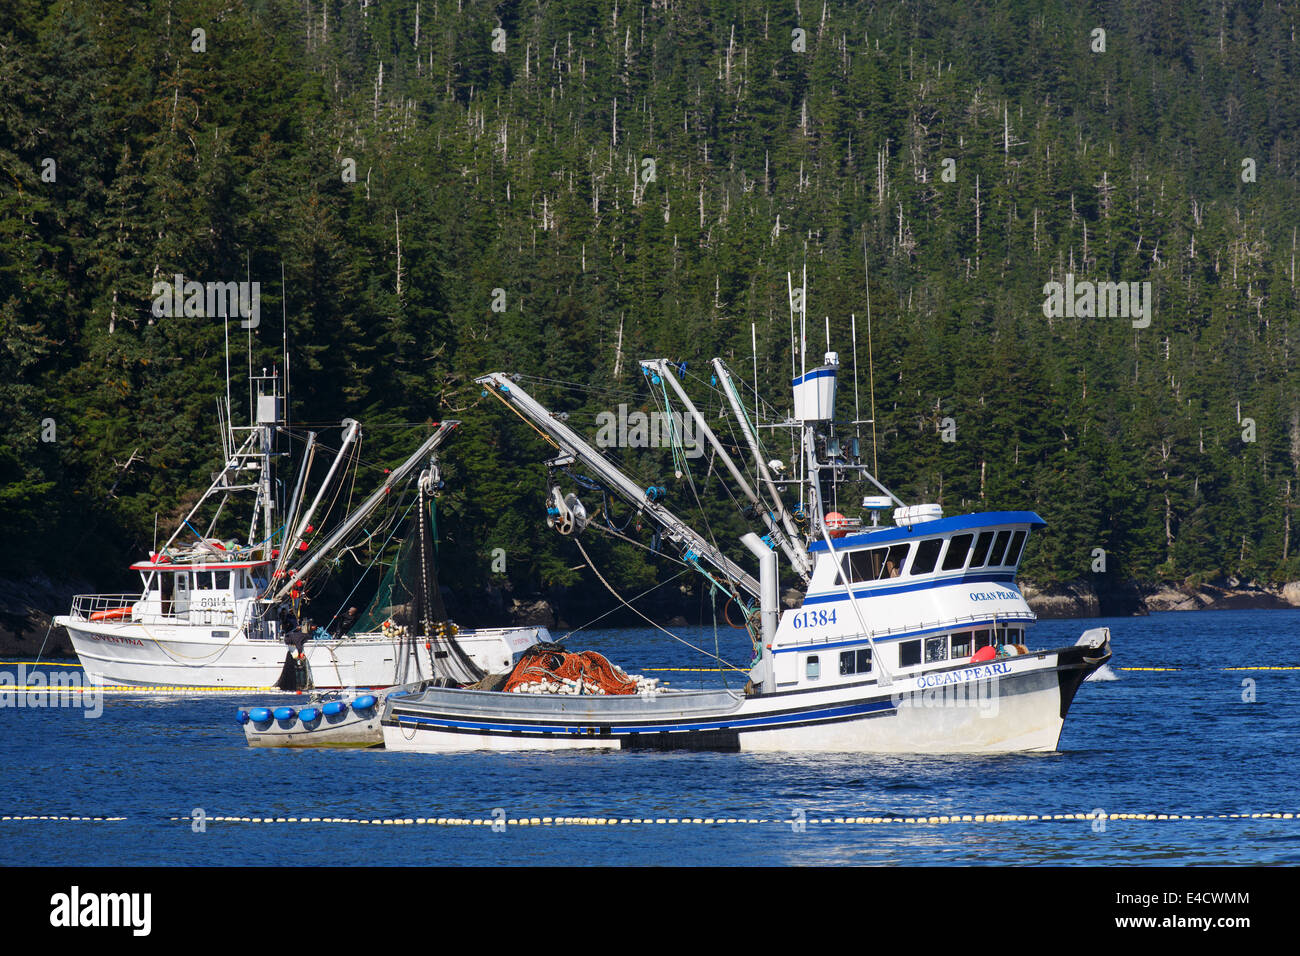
[{"left": 389, "top": 697, "right": 897, "bottom": 739}]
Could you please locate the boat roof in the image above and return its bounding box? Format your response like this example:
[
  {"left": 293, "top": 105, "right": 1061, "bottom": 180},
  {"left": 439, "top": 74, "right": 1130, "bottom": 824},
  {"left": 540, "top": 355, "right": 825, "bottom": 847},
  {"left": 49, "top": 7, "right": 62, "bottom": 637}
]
[
  {"left": 131, "top": 559, "right": 273, "bottom": 571},
  {"left": 807, "top": 510, "right": 1046, "bottom": 553}
]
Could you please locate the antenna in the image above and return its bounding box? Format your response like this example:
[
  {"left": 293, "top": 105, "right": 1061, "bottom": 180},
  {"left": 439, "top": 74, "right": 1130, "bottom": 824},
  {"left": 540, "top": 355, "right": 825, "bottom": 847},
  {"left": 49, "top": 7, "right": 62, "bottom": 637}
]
[
  {"left": 864, "top": 245, "right": 879, "bottom": 475},
  {"left": 851, "top": 312, "right": 861, "bottom": 442},
  {"left": 281, "top": 259, "right": 289, "bottom": 436},
  {"left": 751, "top": 322, "right": 759, "bottom": 424}
]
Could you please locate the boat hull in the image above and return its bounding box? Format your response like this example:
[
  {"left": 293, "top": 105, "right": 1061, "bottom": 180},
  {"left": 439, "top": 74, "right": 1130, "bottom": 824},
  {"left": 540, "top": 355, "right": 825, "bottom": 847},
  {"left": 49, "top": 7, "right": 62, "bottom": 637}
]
[
  {"left": 381, "top": 640, "right": 1108, "bottom": 754},
  {"left": 55, "top": 619, "right": 545, "bottom": 690}
]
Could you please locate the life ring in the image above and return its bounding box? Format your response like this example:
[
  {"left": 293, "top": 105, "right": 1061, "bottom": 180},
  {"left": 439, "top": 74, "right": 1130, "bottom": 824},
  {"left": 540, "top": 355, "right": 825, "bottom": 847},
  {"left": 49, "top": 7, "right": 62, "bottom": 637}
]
[
  {"left": 722, "top": 596, "right": 748, "bottom": 629},
  {"left": 89, "top": 607, "right": 132, "bottom": 622}
]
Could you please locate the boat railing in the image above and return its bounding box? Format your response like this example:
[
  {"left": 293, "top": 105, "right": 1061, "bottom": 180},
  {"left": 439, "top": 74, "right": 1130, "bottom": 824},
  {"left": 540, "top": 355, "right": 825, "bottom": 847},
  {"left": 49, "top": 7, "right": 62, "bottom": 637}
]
[
  {"left": 782, "top": 611, "right": 1036, "bottom": 649},
  {"left": 68, "top": 594, "right": 141, "bottom": 620},
  {"left": 69, "top": 593, "right": 263, "bottom": 631}
]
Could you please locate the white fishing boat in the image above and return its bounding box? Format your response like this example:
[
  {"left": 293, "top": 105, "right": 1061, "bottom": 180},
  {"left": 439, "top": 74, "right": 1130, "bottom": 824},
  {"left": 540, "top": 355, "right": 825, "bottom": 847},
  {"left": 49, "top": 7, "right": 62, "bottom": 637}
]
[
  {"left": 56, "top": 366, "right": 543, "bottom": 690},
  {"left": 380, "top": 280, "right": 1111, "bottom": 753}
]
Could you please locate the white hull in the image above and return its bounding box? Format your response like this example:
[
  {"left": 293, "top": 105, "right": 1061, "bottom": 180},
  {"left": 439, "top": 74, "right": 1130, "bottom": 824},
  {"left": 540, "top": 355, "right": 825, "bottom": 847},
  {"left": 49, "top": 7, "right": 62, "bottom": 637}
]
[
  {"left": 381, "top": 642, "right": 1102, "bottom": 754},
  {"left": 57, "top": 618, "right": 545, "bottom": 690}
]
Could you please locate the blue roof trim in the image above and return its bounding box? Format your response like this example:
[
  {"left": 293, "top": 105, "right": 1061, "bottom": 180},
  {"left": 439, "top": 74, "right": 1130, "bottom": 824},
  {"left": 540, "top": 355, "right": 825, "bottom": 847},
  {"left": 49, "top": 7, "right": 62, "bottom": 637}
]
[
  {"left": 791, "top": 368, "right": 837, "bottom": 387},
  {"left": 807, "top": 510, "right": 1046, "bottom": 553},
  {"left": 801, "top": 571, "right": 1018, "bottom": 603}
]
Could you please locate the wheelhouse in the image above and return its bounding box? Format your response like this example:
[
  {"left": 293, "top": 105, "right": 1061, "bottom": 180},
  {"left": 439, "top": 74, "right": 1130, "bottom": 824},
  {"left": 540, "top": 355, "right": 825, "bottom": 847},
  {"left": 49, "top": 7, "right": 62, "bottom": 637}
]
[{"left": 766, "top": 511, "right": 1044, "bottom": 690}]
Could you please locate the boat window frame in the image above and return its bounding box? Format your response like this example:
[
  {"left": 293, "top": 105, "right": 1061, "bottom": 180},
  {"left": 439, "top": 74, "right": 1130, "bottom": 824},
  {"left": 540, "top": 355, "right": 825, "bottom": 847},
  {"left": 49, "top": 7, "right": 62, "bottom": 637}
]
[
  {"left": 969, "top": 531, "right": 996, "bottom": 568},
  {"left": 899, "top": 640, "right": 921, "bottom": 668},
  {"left": 941, "top": 533, "right": 974, "bottom": 572},
  {"left": 838, "top": 648, "right": 873, "bottom": 676},
  {"left": 909, "top": 538, "right": 944, "bottom": 576},
  {"left": 805, "top": 655, "right": 821, "bottom": 680},
  {"left": 1003, "top": 530, "right": 1028, "bottom": 567},
  {"left": 924, "top": 635, "right": 949, "bottom": 663},
  {"left": 988, "top": 530, "right": 1012, "bottom": 567},
  {"left": 839, "top": 543, "right": 911, "bottom": 584}
]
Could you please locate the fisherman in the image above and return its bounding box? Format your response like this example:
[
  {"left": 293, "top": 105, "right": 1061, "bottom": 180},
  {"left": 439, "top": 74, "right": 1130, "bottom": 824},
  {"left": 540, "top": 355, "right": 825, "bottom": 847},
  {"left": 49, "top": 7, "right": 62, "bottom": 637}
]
[
  {"left": 332, "top": 606, "right": 360, "bottom": 638},
  {"left": 284, "top": 617, "right": 313, "bottom": 656},
  {"left": 277, "top": 604, "right": 299, "bottom": 636}
]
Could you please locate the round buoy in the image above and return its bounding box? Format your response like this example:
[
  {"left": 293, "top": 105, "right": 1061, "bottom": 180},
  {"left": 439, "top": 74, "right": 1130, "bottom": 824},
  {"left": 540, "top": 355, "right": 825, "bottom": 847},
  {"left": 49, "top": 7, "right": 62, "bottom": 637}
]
[
  {"left": 971, "top": 645, "right": 997, "bottom": 663},
  {"left": 249, "top": 707, "right": 273, "bottom": 723},
  {"left": 353, "top": 695, "right": 378, "bottom": 710},
  {"left": 236, "top": 710, "right": 250, "bottom": 724},
  {"left": 322, "top": 701, "right": 347, "bottom": 717},
  {"left": 273, "top": 706, "right": 297, "bottom": 721},
  {"left": 825, "top": 512, "right": 850, "bottom": 537}
]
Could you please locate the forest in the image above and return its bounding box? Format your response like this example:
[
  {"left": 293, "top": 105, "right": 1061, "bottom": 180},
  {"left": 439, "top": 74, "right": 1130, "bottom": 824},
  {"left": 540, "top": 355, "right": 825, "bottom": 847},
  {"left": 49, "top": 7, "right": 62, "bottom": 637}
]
[{"left": 2, "top": 0, "right": 1298, "bottom": 624}]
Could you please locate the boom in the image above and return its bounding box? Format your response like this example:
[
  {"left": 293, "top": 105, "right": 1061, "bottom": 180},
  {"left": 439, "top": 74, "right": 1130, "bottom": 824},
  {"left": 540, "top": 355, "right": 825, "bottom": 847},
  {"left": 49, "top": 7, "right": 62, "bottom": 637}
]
[{"left": 475, "top": 372, "right": 761, "bottom": 601}]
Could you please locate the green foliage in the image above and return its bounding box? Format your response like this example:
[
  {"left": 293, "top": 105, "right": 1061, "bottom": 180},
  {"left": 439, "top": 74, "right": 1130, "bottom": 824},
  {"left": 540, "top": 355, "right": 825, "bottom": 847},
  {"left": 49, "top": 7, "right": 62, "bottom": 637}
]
[{"left": 2, "top": 0, "right": 1299, "bottom": 602}]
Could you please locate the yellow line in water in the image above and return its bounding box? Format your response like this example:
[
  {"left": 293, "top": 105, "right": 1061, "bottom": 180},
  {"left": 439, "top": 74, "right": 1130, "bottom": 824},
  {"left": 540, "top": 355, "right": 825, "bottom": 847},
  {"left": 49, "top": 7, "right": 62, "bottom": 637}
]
[{"left": 148, "top": 810, "right": 1298, "bottom": 827}]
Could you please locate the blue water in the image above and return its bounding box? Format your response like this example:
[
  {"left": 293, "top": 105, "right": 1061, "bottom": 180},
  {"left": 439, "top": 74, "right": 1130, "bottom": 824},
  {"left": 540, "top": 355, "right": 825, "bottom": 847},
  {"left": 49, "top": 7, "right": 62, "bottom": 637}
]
[{"left": 3, "top": 608, "right": 1298, "bottom": 865}]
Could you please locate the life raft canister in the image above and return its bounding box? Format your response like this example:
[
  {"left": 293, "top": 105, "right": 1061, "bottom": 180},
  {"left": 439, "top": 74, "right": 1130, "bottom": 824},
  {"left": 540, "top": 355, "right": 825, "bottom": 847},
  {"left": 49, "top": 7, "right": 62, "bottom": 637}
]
[{"left": 89, "top": 607, "right": 132, "bottom": 622}]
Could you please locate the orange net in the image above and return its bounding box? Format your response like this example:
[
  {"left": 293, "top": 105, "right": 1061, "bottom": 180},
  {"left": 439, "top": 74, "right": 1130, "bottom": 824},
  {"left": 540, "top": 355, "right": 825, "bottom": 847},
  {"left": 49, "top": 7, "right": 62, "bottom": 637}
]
[{"left": 502, "top": 645, "right": 639, "bottom": 695}]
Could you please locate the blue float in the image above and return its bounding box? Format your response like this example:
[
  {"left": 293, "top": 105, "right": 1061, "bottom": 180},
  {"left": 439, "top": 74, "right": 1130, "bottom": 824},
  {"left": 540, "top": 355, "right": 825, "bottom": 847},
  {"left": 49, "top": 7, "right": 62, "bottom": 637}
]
[
  {"left": 236, "top": 709, "right": 249, "bottom": 724},
  {"left": 322, "top": 700, "right": 348, "bottom": 717},
  {"left": 353, "top": 694, "right": 378, "bottom": 710},
  {"left": 299, "top": 707, "right": 320, "bottom": 722},
  {"left": 249, "top": 707, "right": 273, "bottom": 723},
  {"left": 273, "top": 706, "right": 297, "bottom": 721}
]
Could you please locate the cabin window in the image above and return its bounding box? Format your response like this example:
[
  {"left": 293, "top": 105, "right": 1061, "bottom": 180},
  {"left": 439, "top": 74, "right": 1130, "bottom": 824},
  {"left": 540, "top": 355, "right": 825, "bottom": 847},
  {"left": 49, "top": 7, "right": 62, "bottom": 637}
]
[
  {"left": 1004, "top": 530, "right": 1027, "bottom": 567},
  {"left": 910, "top": 538, "right": 943, "bottom": 575},
  {"left": 839, "top": 649, "right": 873, "bottom": 675},
  {"left": 214, "top": 571, "right": 231, "bottom": 590},
  {"left": 924, "top": 636, "right": 948, "bottom": 663},
  {"left": 941, "top": 534, "right": 974, "bottom": 571},
  {"left": 899, "top": 640, "right": 921, "bottom": 667},
  {"left": 989, "top": 530, "right": 1012, "bottom": 566},
  {"left": 841, "top": 544, "right": 910, "bottom": 583},
  {"left": 951, "top": 632, "right": 973, "bottom": 657},
  {"left": 805, "top": 656, "right": 821, "bottom": 680},
  {"left": 974, "top": 629, "right": 994, "bottom": 650},
  {"left": 970, "top": 532, "right": 995, "bottom": 568}
]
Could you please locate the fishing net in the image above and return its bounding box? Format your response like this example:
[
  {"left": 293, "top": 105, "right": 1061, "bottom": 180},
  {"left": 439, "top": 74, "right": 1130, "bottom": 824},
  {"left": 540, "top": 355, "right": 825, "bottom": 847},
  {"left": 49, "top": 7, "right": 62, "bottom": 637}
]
[
  {"left": 502, "top": 642, "right": 640, "bottom": 695},
  {"left": 351, "top": 491, "right": 483, "bottom": 685}
]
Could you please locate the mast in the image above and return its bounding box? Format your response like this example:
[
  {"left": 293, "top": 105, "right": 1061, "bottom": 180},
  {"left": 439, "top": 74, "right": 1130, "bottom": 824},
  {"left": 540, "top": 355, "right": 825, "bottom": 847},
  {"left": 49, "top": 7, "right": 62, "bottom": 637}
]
[
  {"left": 640, "top": 359, "right": 810, "bottom": 582},
  {"left": 475, "top": 372, "right": 761, "bottom": 600},
  {"left": 709, "top": 358, "right": 812, "bottom": 580},
  {"left": 270, "top": 421, "right": 460, "bottom": 603}
]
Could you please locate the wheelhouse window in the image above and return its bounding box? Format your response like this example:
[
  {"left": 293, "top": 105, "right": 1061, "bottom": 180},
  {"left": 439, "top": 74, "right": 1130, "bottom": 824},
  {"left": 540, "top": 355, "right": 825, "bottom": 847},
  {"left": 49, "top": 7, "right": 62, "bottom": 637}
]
[
  {"left": 924, "top": 636, "right": 948, "bottom": 663},
  {"left": 941, "top": 534, "right": 974, "bottom": 571},
  {"left": 951, "top": 632, "right": 973, "bottom": 658},
  {"left": 974, "top": 629, "right": 994, "bottom": 650},
  {"left": 1003, "top": 530, "right": 1027, "bottom": 567},
  {"left": 840, "top": 544, "right": 910, "bottom": 583},
  {"left": 989, "top": 530, "right": 1012, "bottom": 566},
  {"left": 970, "top": 532, "right": 995, "bottom": 568},
  {"left": 214, "top": 571, "right": 231, "bottom": 590},
  {"left": 899, "top": 640, "right": 921, "bottom": 668},
  {"left": 805, "top": 656, "right": 821, "bottom": 680},
  {"left": 839, "top": 649, "right": 873, "bottom": 675},
  {"left": 910, "top": 538, "right": 943, "bottom": 575}
]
